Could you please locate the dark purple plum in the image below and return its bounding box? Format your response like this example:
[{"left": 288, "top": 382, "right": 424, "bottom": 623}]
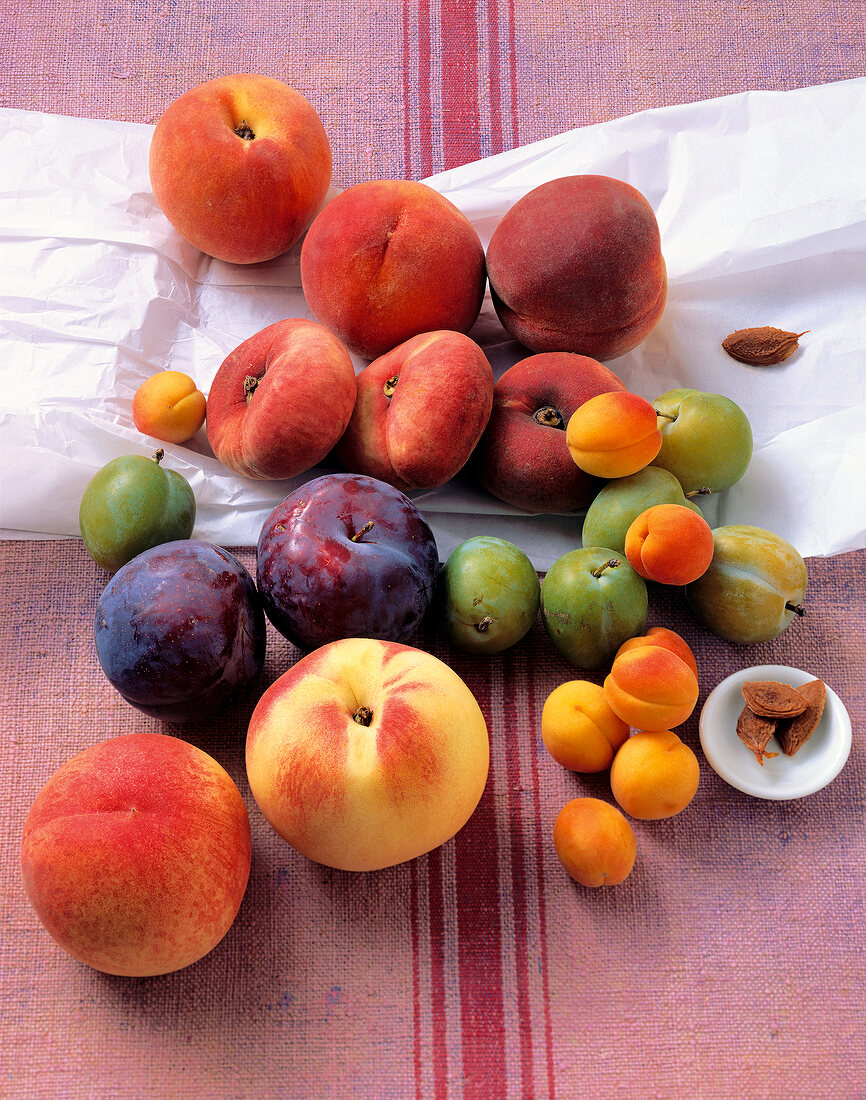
[
  {"left": 257, "top": 472, "right": 439, "bottom": 650},
  {"left": 94, "top": 540, "right": 266, "bottom": 722}
]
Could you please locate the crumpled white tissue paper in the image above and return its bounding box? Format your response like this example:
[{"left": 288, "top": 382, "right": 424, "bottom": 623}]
[{"left": 1, "top": 77, "right": 865, "bottom": 569}]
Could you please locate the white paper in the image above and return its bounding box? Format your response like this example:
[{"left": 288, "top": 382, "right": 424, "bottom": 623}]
[{"left": 2, "top": 79, "right": 865, "bottom": 569}]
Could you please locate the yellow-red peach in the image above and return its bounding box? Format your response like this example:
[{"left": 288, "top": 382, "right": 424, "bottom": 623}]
[
  {"left": 624, "top": 503, "right": 714, "bottom": 585},
  {"left": 299, "top": 179, "right": 486, "bottom": 360},
  {"left": 603, "top": 645, "right": 699, "bottom": 731},
  {"left": 614, "top": 626, "right": 699, "bottom": 682},
  {"left": 333, "top": 330, "right": 494, "bottom": 491},
  {"left": 149, "top": 73, "right": 331, "bottom": 264},
  {"left": 541, "top": 680, "right": 630, "bottom": 772},
  {"left": 245, "top": 637, "right": 490, "bottom": 871},
  {"left": 486, "top": 174, "right": 667, "bottom": 360},
  {"left": 20, "top": 732, "right": 251, "bottom": 976},
  {"left": 206, "top": 318, "right": 357, "bottom": 480},
  {"left": 610, "top": 730, "right": 700, "bottom": 819},
  {"left": 553, "top": 797, "right": 637, "bottom": 886},
  {"left": 133, "top": 371, "right": 207, "bottom": 444},
  {"left": 566, "top": 391, "right": 662, "bottom": 478}
]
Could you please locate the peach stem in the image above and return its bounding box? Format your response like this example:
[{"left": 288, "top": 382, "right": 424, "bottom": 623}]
[{"left": 353, "top": 706, "right": 374, "bottom": 726}]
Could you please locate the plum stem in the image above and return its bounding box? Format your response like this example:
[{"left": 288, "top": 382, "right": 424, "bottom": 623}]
[
  {"left": 686, "top": 486, "right": 712, "bottom": 498},
  {"left": 353, "top": 705, "right": 374, "bottom": 726},
  {"left": 786, "top": 602, "right": 807, "bottom": 617},
  {"left": 533, "top": 406, "right": 565, "bottom": 429},
  {"left": 243, "top": 375, "right": 259, "bottom": 402},
  {"left": 152, "top": 448, "right": 165, "bottom": 465},
  {"left": 591, "top": 559, "right": 621, "bottom": 578},
  {"left": 384, "top": 374, "right": 400, "bottom": 398},
  {"left": 234, "top": 119, "right": 255, "bottom": 140},
  {"left": 351, "top": 520, "right": 374, "bottom": 542},
  {"left": 655, "top": 410, "right": 677, "bottom": 421},
  {"left": 475, "top": 615, "right": 494, "bottom": 633}
]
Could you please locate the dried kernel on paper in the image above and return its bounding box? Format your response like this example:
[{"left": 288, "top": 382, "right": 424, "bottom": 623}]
[{"left": 722, "top": 326, "right": 808, "bottom": 365}]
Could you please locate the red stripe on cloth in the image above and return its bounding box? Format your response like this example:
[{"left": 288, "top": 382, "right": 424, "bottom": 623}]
[
  {"left": 455, "top": 669, "right": 507, "bottom": 1100},
  {"left": 402, "top": 2, "right": 414, "bottom": 178},
  {"left": 507, "top": 0, "right": 519, "bottom": 148},
  {"left": 526, "top": 663, "right": 556, "bottom": 1099},
  {"left": 410, "top": 858, "right": 424, "bottom": 1100},
  {"left": 486, "top": 0, "right": 503, "bottom": 155},
  {"left": 440, "top": 0, "right": 482, "bottom": 168},
  {"left": 427, "top": 848, "right": 449, "bottom": 1099},
  {"left": 504, "top": 654, "right": 537, "bottom": 1095},
  {"left": 417, "top": 0, "right": 434, "bottom": 178}
]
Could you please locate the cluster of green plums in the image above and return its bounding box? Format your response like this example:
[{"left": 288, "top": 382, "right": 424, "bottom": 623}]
[{"left": 439, "top": 389, "right": 808, "bottom": 666}]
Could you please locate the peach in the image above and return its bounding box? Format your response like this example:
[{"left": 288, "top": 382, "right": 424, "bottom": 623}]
[
  {"left": 604, "top": 644, "right": 699, "bottom": 731},
  {"left": 486, "top": 174, "right": 667, "bottom": 360},
  {"left": 610, "top": 730, "right": 700, "bottom": 820},
  {"left": 299, "top": 179, "right": 486, "bottom": 360},
  {"left": 566, "top": 391, "right": 662, "bottom": 479},
  {"left": 132, "top": 370, "right": 207, "bottom": 445},
  {"left": 541, "top": 680, "right": 630, "bottom": 772},
  {"left": 333, "top": 330, "right": 494, "bottom": 491},
  {"left": 624, "top": 503, "right": 715, "bottom": 585},
  {"left": 552, "top": 797, "right": 637, "bottom": 886},
  {"left": 149, "top": 73, "right": 331, "bottom": 264},
  {"left": 246, "top": 637, "right": 490, "bottom": 871},
  {"left": 20, "top": 732, "right": 251, "bottom": 976},
  {"left": 614, "top": 626, "right": 699, "bottom": 682},
  {"left": 472, "top": 352, "right": 627, "bottom": 513},
  {"left": 206, "top": 318, "right": 357, "bottom": 480}
]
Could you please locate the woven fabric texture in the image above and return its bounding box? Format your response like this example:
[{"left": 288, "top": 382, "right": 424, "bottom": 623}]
[{"left": 3, "top": 2, "right": 866, "bottom": 1097}]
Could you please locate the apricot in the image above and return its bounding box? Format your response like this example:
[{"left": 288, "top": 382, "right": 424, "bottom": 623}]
[
  {"left": 486, "top": 174, "right": 667, "bottom": 361},
  {"left": 541, "top": 680, "right": 630, "bottom": 772},
  {"left": 614, "top": 626, "right": 699, "bottom": 682},
  {"left": 603, "top": 645, "right": 699, "bottom": 731},
  {"left": 610, "top": 730, "right": 700, "bottom": 819},
  {"left": 300, "top": 179, "right": 486, "bottom": 360},
  {"left": 552, "top": 798, "right": 637, "bottom": 886},
  {"left": 566, "top": 391, "right": 662, "bottom": 479},
  {"left": 624, "top": 503, "right": 715, "bottom": 585},
  {"left": 133, "top": 371, "right": 207, "bottom": 445}
]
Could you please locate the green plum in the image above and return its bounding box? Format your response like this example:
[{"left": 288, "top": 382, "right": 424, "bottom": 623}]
[
  {"left": 540, "top": 547, "right": 648, "bottom": 669},
  {"left": 582, "top": 466, "right": 704, "bottom": 554},
  {"left": 652, "top": 388, "right": 753, "bottom": 494},
  {"left": 438, "top": 536, "right": 540, "bottom": 655},
  {"left": 686, "top": 524, "right": 807, "bottom": 644},
  {"left": 79, "top": 449, "right": 195, "bottom": 572}
]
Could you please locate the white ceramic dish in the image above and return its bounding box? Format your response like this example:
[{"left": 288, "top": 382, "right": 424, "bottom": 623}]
[{"left": 698, "top": 664, "right": 852, "bottom": 800}]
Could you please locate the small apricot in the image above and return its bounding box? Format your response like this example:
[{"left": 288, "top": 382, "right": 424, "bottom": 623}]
[
  {"left": 541, "top": 680, "right": 630, "bottom": 772},
  {"left": 566, "top": 391, "right": 662, "bottom": 479},
  {"left": 604, "top": 645, "right": 699, "bottom": 731},
  {"left": 614, "top": 626, "right": 699, "bottom": 682},
  {"left": 553, "top": 797, "right": 637, "bottom": 886},
  {"left": 625, "top": 503, "right": 714, "bottom": 585},
  {"left": 133, "top": 371, "right": 207, "bottom": 445},
  {"left": 610, "top": 730, "right": 700, "bottom": 819}
]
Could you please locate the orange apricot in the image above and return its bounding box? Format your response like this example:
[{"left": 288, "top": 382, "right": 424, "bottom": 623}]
[
  {"left": 624, "top": 503, "right": 714, "bottom": 585},
  {"left": 565, "top": 391, "right": 662, "bottom": 479},
  {"left": 133, "top": 371, "right": 207, "bottom": 445},
  {"left": 541, "top": 680, "right": 630, "bottom": 772},
  {"left": 603, "top": 645, "right": 699, "bottom": 731},
  {"left": 610, "top": 730, "right": 700, "bottom": 819},
  {"left": 614, "top": 626, "right": 699, "bottom": 682},
  {"left": 552, "top": 797, "right": 637, "bottom": 886}
]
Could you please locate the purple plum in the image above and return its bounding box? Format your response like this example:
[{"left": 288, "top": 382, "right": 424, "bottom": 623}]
[
  {"left": 94, "top": 540, "right": 266, "bottom": 722},
  {"left": 256, "top": 472, "right": 439, "bottom": 650}
]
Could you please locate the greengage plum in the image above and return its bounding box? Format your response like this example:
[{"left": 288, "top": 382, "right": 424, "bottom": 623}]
[
  {"left": 256, "top": 473, "right": 439, "bottom": 650},
  {"left": 540, "top": 547, "right": 648, "bottom": 669},
  {"left": 79, "top": 449, "right": 195, "bottom": 572},
  {"left": 95, "top": 540, "right": 266, "bottom": 722},
  {"left": 582, "top": 467, "right": 703, "bottom": 554},
  {"left": 686, "top": 524, "right": 808, "bottom": 643},
  {"left": 652, "top": 388, "right": 753, "bottom": 494},
  {"left": 437, "top": 536, "right": 540, "bottom": 655}
]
